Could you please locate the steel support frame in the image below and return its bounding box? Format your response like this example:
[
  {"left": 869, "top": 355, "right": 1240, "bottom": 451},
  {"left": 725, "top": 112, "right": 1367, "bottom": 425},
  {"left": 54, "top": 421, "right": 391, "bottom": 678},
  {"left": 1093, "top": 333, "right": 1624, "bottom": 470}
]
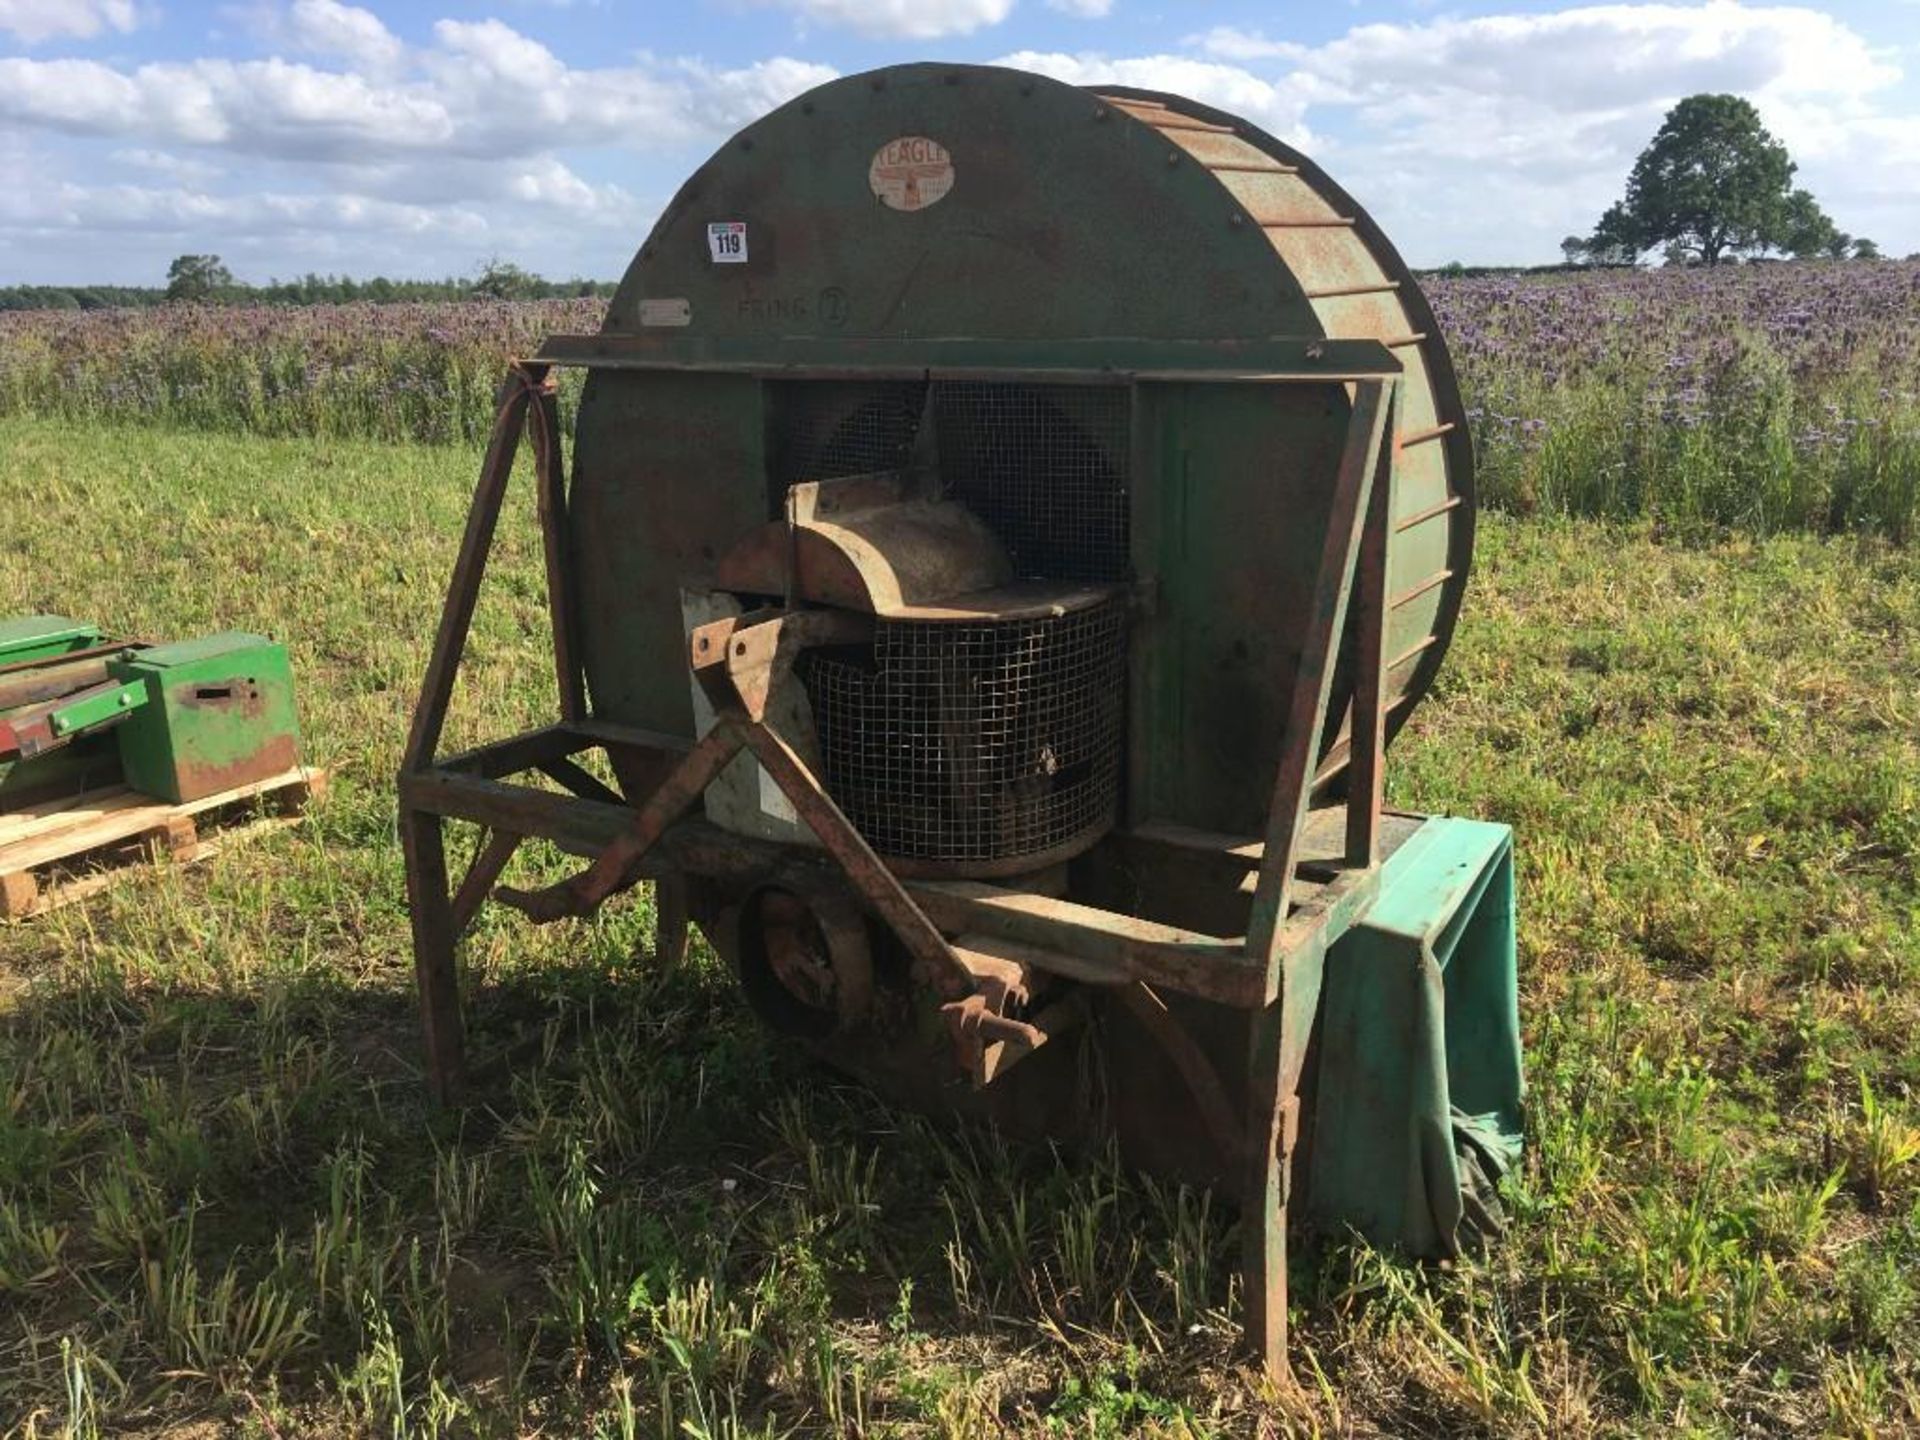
[
  {"left": 1241, "top": 376, "right": 1396, "bottom": 1379},
  {"left": 399, "top": 363, "right": 587, "bottom": 1105},
  {"left": 397, "top": 356, "right": 1401, "bottom": 1383}
]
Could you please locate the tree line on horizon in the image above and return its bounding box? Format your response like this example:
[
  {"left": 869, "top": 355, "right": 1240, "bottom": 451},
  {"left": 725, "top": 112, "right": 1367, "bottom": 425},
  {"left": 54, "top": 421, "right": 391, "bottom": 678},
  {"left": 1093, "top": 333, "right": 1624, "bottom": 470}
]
[{"left": 0, "top": 257, "right": 616, "bottom": 313}]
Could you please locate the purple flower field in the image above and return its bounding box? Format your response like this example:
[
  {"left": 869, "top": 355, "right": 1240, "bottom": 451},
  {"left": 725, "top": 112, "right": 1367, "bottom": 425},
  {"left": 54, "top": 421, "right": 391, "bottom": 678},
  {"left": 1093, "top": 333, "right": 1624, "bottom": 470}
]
[
  {"left": 0, "top": 298, "right": 602, "bottom": 446},
  {"left": 2, "top": 262, "right": 1915, "bottom": 536},
  {"left": 1431, "top": 261, "right": 1920, "bottom": 537}
]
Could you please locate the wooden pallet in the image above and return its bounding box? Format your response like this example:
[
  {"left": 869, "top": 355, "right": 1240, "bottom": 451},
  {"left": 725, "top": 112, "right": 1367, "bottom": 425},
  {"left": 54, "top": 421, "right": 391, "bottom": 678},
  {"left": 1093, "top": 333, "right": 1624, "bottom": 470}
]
[{"left": 0, "top": 765, "right": 328, "bottom": 919}]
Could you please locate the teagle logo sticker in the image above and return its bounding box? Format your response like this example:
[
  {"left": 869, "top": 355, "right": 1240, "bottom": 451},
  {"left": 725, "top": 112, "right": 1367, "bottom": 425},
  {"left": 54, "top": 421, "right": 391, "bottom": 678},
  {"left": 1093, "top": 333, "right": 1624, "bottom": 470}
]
[{"left": 868, "top": 137, "right": 954, "bottom": 212}]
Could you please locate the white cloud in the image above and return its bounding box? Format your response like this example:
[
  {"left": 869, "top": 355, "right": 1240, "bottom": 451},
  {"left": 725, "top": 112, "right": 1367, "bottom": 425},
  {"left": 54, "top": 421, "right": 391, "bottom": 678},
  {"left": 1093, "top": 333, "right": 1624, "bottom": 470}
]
[
  {"left": 1282, "top": 2, "right": 1897, "bottom": 113},
  {"left": 429, "top": 16, "right": 565, "bottom": 82},
  {"left": 111, "top": 147, "right": 224, "bottom": 183},
  {"left": 757, "top": 0, "right": 1014, "bottom": 40},
  {"left": 0, "top": 0, "right": 1913, "bottom": 277},
  {"left": 0, "top": 30, "right": 835, "bottom": 164},
  {"left": 0, "top": 177, "right": 489, "bottom": 243},
  {"left": 0, "top": 14, "right": 834, "bottom": 281},
  {"left": 1187, "top": 26, "right": 1301, "bottom": 63},
  {"left": 994, "top": 51, "right": 1319, "bottom": 148},
  {"left": 1047, "top": 0, "right": 1114, "bottom": 17},
  {"left": 285, "top": 0, "right": 404, "bottom": 73},
  {"left": 677, "top": 56, "right": 843, "bottom": 132},
  {"left": 502, "top": 157, "right": 636, "bottom": 217},
  {"left": 1177, "top": 1, "right": 1911, "bottom": 262},
  {"left": 0, "top": 56, "right": 454, "bottom": 156},
  {"left": 0, "top": 0, "right": 138, "bottom": 45}
]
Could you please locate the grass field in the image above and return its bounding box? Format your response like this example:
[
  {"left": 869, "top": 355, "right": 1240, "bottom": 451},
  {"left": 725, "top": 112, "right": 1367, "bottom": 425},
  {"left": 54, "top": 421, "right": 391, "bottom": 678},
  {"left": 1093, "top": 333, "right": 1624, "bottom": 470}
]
[{"left": 2, "top": 417, "right": 1918, "bottom": 1438}]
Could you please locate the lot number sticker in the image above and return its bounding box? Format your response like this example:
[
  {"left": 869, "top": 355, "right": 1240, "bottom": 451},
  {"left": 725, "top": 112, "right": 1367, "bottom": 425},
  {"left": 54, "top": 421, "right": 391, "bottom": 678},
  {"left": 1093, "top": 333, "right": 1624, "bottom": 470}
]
[{"left": 707, "top": 222, "right": 748, "bottom": 263}]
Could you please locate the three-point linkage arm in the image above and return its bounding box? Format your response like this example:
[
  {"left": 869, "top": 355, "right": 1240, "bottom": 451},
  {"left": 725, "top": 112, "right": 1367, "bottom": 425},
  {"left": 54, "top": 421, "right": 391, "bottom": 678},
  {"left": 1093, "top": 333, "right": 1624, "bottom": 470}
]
[{"left": 494, "top": 607, "right": 979, "bottom": 1010}]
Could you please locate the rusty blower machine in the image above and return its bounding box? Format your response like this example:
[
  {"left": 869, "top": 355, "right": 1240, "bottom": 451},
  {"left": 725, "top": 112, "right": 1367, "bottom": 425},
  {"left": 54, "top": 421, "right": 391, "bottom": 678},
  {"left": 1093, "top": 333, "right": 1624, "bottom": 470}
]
[{"left": 399, "top": 64, "right": 1523, "bottom": 1377}]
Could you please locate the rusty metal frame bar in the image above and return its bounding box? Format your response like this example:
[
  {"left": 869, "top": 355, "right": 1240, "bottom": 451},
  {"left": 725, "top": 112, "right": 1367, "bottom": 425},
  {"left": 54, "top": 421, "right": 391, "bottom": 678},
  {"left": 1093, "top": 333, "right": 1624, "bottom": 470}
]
[
  {"left": 1237, "top": 376, "right": 1396, "bottom": 1380},
  {"left": 401, "top": 365, "right": 555, "bottom": 774},
  {"left": 528, "top": 380, "right": 586, "bottom": 722},
  {"left": 400, "top": 364, "right": 552, "bottom": 1103},
  {"left": 906, "top": 878, "right": 1261, "bottom": 1005},
  {"left": 530, "top": 332, "right": 1405, "bottom": 386},
  {"left": 1245, "top": 378, "right": 1394, "bottom": 977},
  {"left": 493, "top": 719, "right": 746, "bottom": 923},
  {"left": 450, "top": 829, "right": 521, "bottom": 935},
  {"left": 1346, "top": 418, "right": 1393, "bottom": 870},
  {"left": 404, "top": 745, "right": 1384, "bottom": 1015}
]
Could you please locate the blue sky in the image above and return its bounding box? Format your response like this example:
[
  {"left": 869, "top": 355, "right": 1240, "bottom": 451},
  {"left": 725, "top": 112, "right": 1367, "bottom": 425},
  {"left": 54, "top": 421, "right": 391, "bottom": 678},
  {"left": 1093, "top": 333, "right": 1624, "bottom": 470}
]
[{"left": 1, "top": 0, "right": 1915, "bottom": 284}]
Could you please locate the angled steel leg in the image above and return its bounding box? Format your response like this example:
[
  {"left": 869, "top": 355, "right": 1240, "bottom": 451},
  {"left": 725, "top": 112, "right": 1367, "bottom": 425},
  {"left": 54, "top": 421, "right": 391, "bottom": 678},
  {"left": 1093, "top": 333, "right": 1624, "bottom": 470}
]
[
  {"left": 1240, "top": 379, "right": 1395, "bottom": 1381},
  {"left": 400, "top": 808, "right": 463, "bottom": 1106},
  {"left": 398, "top": 364, "right": 550, "bottom": 1105}
]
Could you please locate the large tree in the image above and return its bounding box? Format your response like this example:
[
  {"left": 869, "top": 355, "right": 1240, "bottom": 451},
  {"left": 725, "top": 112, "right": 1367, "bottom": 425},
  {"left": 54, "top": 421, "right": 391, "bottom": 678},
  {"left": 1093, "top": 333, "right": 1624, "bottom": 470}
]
[
  {"left": 1588, "top": 95, "right": 1835, "bottom": 265},
  {"left": 165, "top": 253, "right": 235, "bottom": 301}
]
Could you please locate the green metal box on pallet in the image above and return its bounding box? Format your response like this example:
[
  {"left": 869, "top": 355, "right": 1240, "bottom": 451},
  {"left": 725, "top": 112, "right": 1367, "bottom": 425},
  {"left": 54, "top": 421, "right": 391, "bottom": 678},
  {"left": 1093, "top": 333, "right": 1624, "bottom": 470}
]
[{"left": 107, "top": 634, "right": 300, "bottom": 803}]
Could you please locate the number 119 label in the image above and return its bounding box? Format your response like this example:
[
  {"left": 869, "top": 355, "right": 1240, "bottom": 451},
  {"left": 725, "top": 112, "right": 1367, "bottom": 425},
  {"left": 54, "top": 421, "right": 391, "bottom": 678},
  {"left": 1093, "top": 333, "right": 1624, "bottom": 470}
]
[{"left": 707, "top": 221, "right": 748, "bottom": 263}]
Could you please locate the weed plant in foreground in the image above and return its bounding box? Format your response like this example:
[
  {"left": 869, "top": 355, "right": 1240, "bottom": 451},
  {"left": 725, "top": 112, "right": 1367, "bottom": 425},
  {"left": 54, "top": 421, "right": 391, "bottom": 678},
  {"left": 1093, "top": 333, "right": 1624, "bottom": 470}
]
[{"left": 0, "top": 419, "right": 1917, "bottom": 1436}]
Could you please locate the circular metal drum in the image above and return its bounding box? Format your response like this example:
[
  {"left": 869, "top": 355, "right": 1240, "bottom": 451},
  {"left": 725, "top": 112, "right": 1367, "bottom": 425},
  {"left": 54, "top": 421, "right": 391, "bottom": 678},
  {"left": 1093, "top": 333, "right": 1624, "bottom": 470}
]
[{"left": 569, "top": 62, "right": 1473, "bottom": 828}]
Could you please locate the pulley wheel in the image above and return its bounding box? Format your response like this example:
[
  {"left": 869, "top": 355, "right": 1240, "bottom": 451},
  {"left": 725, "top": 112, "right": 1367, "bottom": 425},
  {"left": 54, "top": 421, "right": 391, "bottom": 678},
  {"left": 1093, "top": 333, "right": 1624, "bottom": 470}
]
[{"left": 730, "top": 885, "right": 873, "bottom": 1038}]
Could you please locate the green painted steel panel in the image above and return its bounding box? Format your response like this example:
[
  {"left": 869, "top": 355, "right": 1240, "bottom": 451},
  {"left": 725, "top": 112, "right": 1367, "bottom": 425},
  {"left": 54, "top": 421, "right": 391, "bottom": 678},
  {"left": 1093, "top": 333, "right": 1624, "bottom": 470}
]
[
  {"left": 1128, "top": 382, "right": 1351, "bottom": 834},
  {"left": 0, "top": 616, "right": 101, "bottom": 665},
  {"left": 48, "top": 680, "right": 147, "bottom": 737},
  {"left": 597, "top": 69, "right": 1324, "bottom": 347},
  {"left": 131, "top": 632, "right": 277, "bottom": 670},
  {"left": 571, "top": 372, "right": 770, "bottom": 739},
  {"left": 1305, "top": 817, "right": 1522, "bottom": 1257}
]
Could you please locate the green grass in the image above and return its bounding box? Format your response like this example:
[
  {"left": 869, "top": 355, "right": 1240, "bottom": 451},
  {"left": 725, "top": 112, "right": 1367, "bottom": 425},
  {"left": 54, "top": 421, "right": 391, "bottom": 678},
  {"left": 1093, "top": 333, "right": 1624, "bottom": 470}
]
[{"left": 2, "top": 418, "right": 1918, "bottom": 1437}]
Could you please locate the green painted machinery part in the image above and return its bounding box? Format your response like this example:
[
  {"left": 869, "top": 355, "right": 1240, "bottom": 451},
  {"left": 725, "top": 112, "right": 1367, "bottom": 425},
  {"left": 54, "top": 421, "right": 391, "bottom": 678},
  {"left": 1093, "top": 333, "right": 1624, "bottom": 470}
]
[
  {"left": 1, "top": 616, "right": 120, "bottom": 809},
  {"left": 1306, "top": 817, "right": 1522, "bottom": 1256},
  {"left": 47, "top": 680, "right": 148, "bottom": 738},
  {"left": 107, "top": 633, "right": 301, "bottom": 804},
  {"left": 0, "top": 615, "right": 102, "bottom": 665},
  {"left": 566, "top": 63, "right": 1473, "bottom": 837}
]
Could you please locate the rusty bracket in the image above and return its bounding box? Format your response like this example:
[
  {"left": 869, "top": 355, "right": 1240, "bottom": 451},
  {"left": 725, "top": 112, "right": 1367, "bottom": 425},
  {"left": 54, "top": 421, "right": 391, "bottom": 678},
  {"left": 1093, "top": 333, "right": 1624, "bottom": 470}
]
[
  {"left": 494, "top": 717, "right": 746, "bottom": 922},
  {"left": 940, "top": 942, "right": 1038, "bottom": 1086},
  {"left": 944, "top": 991, "right": 1087, "bottom": 1087},
  {"left": 498, "top": 608, "right": 972, "bottom": 996},
  {"left": 690, "top": 607, "right": 870, "bottom": 721},
  {"left": 449, "top": 829, "right": 522, "bottom": 936},
  {"left": 499, "top": 605, "right": 1021, "bottom": 1086},
  {"left": 738, "top": 719, "right": 972, "bottom": 1001},
  {"left": 950, "top": 943, "right": 1034, "bottom": 1014}
]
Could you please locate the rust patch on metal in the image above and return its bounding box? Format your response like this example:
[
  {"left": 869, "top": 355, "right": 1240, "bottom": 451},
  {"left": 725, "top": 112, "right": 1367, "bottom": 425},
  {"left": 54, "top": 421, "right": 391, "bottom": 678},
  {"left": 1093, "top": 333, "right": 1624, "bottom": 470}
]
[{"left": 170, "top": 733, "right": 298, "bottom": 803}]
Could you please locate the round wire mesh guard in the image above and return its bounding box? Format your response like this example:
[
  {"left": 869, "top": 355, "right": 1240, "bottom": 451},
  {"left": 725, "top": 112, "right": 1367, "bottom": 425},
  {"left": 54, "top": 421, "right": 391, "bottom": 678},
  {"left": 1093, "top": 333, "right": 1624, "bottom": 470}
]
[{"left": 803, "top": 592, "right": 1126, "bottom": 875}]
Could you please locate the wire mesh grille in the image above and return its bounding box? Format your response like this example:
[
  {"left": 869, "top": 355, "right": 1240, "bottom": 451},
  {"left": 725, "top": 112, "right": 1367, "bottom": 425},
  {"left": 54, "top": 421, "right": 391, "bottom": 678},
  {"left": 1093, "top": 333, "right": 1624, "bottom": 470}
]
[
  {"left": 768, "top": 382, "right": 925, "bottom": 495},
  {"left": 932, "top": 383, "right": 1131, "bottom": 584},
  {"left": 804, "top": 594, "right": 1126, "bottom": 867},
  {"left": 768, "top": 381, "right": 1132, "bottom": 585}
]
